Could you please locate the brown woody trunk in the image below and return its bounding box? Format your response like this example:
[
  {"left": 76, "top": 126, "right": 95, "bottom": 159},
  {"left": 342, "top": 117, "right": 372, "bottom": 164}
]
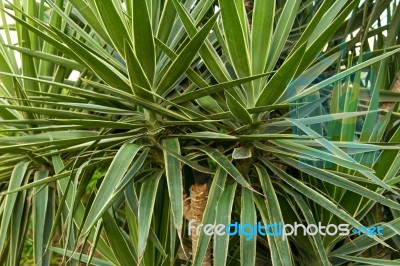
[
  {"left": 183, "top": 183, "right": 212, "bottom": 266},
  {"left": 381, "top": 73, "right": 400, "bottom": 110}
]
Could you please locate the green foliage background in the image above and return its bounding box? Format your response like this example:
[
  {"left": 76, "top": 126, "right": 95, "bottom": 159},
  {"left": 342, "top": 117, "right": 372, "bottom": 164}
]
[{"left": 0, "top": 0, "right": 400, "bottom": 265}]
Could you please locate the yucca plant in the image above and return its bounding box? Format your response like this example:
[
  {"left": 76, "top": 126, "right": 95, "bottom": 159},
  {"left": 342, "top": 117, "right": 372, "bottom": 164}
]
[{"left": 0, "top": 0, "right": 400, "bottom": 265}]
